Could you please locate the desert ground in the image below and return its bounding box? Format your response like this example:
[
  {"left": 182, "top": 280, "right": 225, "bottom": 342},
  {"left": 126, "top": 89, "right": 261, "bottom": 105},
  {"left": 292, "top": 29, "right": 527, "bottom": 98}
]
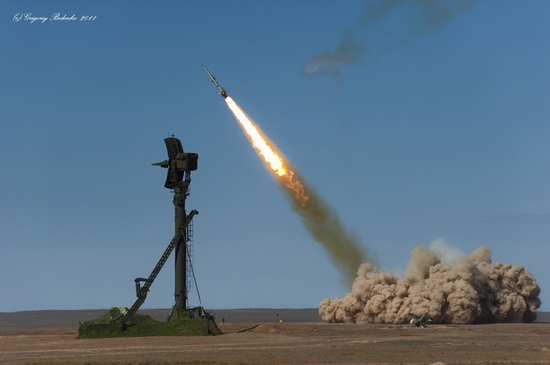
[{"left": 1, "top": 309, "right": 549, "bottom": 365}]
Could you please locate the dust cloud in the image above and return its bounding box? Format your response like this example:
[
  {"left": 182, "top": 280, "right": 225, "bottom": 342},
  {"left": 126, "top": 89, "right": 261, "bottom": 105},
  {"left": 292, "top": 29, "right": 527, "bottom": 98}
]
[{"left": 320, "top": 239, "right": 541, "bottom": 324}]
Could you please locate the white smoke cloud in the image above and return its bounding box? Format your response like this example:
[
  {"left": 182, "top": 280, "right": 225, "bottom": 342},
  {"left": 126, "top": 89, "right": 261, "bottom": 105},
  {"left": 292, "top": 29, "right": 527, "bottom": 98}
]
[
  {"left": 429, "top": 238, "right": 465, "bottom": 265},
  {"left": 320, "top": 239, "right": 541, "bottom": 324}
]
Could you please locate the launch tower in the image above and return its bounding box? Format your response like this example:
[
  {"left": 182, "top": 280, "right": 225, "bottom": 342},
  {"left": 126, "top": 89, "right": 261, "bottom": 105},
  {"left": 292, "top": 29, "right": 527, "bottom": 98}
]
[
  {"left": 78, "top": 137, "right": 221, "bottom": 338},
  {"left": 153, "top": 136, "right": 198, "bottom": 310}
]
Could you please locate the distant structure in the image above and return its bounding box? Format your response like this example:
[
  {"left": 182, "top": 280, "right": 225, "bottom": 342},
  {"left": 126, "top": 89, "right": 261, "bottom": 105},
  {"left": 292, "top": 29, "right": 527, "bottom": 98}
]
[{"left": 78, "top": 137, "right": 222, "bottom": 338}]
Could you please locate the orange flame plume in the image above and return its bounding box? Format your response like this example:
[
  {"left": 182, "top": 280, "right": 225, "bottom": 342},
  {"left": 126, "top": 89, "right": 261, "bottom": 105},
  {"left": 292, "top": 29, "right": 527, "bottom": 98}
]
[
  {"left": 225, "top": 96, "right": 375, "bottom": 287},
  {"left": 225, "top": 97, "right": 308, "bottom": 207}
]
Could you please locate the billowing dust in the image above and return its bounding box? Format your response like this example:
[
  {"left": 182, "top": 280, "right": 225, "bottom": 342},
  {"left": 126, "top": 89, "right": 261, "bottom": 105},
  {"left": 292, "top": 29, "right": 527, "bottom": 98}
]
[{"left": 320, "top": 240, "right": 541, "bottom": 324}]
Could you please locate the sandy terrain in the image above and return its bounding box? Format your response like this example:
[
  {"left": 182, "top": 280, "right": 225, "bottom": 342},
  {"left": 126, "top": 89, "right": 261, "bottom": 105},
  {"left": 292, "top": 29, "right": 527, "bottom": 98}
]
[{"left": 1, "top": 309, "right": 549, "bottom": 365}]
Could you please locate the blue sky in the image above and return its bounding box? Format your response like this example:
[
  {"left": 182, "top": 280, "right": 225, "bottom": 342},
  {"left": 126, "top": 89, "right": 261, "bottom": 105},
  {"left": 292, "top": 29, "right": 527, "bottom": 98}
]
[{"left": 1, "top": 1, "right": 549, "bottom": 312}]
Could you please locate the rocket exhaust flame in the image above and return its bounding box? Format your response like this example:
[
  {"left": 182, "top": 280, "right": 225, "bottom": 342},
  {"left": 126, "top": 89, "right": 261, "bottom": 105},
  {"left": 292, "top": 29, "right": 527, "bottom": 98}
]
[
  {"left": 225, "top": 97, "right": 306, "bottom": 205},
  {"left": 225, "top": 96, "right": 376, "bottom": 286}
]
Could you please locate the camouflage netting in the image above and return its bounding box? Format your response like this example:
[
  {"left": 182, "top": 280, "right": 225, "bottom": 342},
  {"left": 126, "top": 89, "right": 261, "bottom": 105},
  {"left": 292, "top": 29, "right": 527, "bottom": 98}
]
[{"left": 77, "top": 306, "right": 223, "bottom": 338}]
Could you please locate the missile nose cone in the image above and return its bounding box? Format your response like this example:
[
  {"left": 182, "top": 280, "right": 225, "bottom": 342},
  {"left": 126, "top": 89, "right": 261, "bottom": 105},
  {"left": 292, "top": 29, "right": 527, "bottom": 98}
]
[
  {"left": 202, "top": 64, "right": 229, "bottom": 98},
  {"left": 202, "top": 65, "right": 215, "bottom": 80}
]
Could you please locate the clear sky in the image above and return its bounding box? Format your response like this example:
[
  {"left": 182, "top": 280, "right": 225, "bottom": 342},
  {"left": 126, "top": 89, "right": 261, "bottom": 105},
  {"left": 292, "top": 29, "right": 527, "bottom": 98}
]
[{"left": 1, "top": 1, "right": 549, "bottom": 313}]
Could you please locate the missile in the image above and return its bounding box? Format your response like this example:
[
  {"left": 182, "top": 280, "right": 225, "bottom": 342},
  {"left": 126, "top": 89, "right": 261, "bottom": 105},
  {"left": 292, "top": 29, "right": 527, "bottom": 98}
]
[{"left": 202, "top": 65, "right": 228, "bottom": 99}]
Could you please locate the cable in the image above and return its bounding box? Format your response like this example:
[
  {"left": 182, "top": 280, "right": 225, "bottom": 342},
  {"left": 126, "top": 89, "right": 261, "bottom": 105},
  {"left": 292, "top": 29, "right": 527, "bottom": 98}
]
[{"left": 186, "top": 244, "right": 203, "bottom": 307}]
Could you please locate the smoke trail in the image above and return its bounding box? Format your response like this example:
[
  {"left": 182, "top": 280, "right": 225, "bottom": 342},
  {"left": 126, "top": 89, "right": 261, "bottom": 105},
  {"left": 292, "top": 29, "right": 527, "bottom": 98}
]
[
  {"left": 305, "top": 0, "right": 481, "bottom": 77},
  {"left": 278, "top": 168, "right": 376, "bottom": 287},
  {"left": 319, "top": 239, "right": 541, "bottom": 324},
  {"left": 225, "top": 96, "right": 376, "bottom": 287},
  {"left": 303, "top": 34, "right": 366, "bottom": 77}
]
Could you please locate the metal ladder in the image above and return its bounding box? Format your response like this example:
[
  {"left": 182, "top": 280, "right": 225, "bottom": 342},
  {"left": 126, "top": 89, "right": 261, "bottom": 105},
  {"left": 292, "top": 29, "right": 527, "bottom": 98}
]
[{"left": 112, "top": 210, "right": 199, "bottom": 325}]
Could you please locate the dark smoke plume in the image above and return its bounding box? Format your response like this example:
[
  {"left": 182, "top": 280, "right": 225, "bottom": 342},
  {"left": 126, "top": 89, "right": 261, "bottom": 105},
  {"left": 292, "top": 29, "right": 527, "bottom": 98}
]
[
  {"left": 303, "top": 34, "right": 367, "bottom": 77},
  {"left": 278, "top": 167, "right": 377, "bottom": 288},
  {"left": 319, "top": 240, "right": 541, "bottom": 324},
  {"left": 304, "top": 0, "right": 481, "bottom": 77}
]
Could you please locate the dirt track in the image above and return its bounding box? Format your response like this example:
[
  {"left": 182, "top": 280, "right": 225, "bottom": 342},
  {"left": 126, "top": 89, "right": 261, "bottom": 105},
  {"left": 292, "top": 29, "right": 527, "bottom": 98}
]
[{"left": 1, "top": 321, "right": 550, "bottom": 364}]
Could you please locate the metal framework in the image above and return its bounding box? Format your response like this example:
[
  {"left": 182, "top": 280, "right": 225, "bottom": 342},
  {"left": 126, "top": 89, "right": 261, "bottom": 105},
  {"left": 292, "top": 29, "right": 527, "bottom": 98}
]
[{"left": 112, "top": 137, "right": 199, "bottom": 325}]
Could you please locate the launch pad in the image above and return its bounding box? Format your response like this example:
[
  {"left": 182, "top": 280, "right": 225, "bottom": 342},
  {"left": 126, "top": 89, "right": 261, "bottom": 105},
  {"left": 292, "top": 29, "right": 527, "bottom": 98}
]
[
  {"left": 78, "top": 137, "right": 222, "bottom": 338},
  {"left": 77, "top": 306, "right": 221, "bottom": 338}
]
